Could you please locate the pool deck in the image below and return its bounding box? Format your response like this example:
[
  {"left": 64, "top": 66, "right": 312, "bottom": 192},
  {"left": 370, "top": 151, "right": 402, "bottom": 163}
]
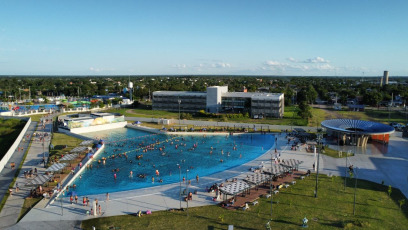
[{"left": 8, "top": 126, "right": 408, "bottom": 229}]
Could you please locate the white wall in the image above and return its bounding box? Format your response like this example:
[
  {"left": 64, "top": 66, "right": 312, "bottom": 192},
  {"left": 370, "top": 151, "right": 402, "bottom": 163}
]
[
  {"left": 0, "top": 117, "right": 31, "bottom": 174},
  {"left": 206, "top": 86, "right": 228, "bottom": 113},
  {"left": 59, "top": 121, "right": 127, "bottom": 134}
]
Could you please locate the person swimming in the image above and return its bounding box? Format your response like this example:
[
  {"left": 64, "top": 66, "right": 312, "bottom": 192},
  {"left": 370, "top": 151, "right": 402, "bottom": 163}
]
[{"left": 129, "top": 171, "right": 133, "bottom": 177}]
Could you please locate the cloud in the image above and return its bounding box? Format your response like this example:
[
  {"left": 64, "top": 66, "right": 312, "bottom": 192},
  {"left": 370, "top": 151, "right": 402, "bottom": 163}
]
[
  {"left": 303, "top": 56, "right": 329, "bottom": 63},
  {"left": 211, "top": 62, "right": 231, "bottom": 68},
  {"left": 172, "top": 64, "right": 187, "bottom": 69},
  {"left": 287, "top": 57, "right": 297, "bottom": 63},
  {"left": 287, "top": 56, "right": 329, "bottom": 63},
  {"left": 89, "top": 67, "right": 115, "bottom": 72},
  {"left": 264, "top": 60, "right": 287, "bottom": 67}
]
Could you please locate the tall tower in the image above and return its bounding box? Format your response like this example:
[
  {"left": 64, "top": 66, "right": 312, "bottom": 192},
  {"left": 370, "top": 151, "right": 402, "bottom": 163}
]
[
  {"left": 128, "top": 78, "right": 134, "bottom": 102},
  {"left": 384, "top": 71, "right": 389, "bottom": 85}
]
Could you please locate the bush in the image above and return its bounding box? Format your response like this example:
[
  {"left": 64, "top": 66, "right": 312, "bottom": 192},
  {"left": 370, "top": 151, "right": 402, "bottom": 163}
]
[{"left": 180, "top": 113, "right": 192, "bottom": 120}]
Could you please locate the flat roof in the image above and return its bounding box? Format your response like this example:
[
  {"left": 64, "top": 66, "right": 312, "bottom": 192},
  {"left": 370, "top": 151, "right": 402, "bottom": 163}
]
[
  {"left": 321, "top": 119, "right": 395, "bottom": 135},
  {"left": 153, "top": 91, "right": 206, "bottom": 97},
  {"left": 91, "top": 112, "right": 114, "bottom": 117},
  {"left": 223, "top": 92, "right": 283, "bottom": 99}
]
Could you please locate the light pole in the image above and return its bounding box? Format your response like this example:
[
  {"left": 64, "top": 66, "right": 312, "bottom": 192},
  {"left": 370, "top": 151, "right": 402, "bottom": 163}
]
[
  {"left": 186, "top": 169, "right": 189, "bottom": 217},
  {"left": 178, "top": 98, "right": 181, "bottom": 125},
  {"left": 177, "top": 164, "right": 182, "bottom": 210},
  {"left": 270, "top": 152, "right": 273, "bottom": 219},
  {"left": 353, "top": 167, "right": 358, "bottom": 215},
  {"left": 314, "top": 133, "right": 322, "bottom": 198}
]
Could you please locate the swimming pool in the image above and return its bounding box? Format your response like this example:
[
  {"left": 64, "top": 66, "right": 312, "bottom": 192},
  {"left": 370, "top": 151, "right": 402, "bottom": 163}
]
[{"left": 70, "top": 128, "right": 275, "bottom": 196}]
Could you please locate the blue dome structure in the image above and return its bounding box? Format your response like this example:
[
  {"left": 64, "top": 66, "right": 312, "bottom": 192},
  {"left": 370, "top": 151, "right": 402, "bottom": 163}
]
[{"left": 321, "top": 119, "right": 394, "bottom": 147}]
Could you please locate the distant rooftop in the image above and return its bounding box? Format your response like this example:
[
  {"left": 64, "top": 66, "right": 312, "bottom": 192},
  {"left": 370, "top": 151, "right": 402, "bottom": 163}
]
[
  {"left": 223, "top": 92, "right": 283, "bottom": 99},
  {"left": 153, "top": 91, "right": 206, "bottom": 97}
]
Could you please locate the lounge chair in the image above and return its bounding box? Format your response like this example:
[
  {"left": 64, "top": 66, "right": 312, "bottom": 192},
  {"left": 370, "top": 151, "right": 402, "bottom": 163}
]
[
  {"left": 252, "top": 200, "right": 259, "bottom": 205},
  {"left": 243, "top": 203, "right": 250, "bottom": 211}
]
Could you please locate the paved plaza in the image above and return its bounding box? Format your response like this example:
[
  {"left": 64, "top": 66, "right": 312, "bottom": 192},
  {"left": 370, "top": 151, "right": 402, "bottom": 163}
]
[{"left": 1, "top": 119, "right": 408, "bottom": 229}]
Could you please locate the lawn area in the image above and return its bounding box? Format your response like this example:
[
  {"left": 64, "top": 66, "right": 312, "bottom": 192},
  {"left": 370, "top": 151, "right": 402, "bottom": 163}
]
[
  {"left": 338, "top": 109, "right": 407, "bottom": 124},
  {"left": 47, "top": 133, "right": 83, "bottom": 167},
  {"left": 109, "top": 106, "right": 311, "bottom": 126},
  {"left": 81, "top": 174, "right": 408, "bottom": 230},
  {"left": 0, "top": 117, "right": 26, "bottom": 159},
  {"left": 320, "top": 145, "right": 353, "bottom": 158},
  {"left": 18, "top": 197, "right": 42, "bottom": 221}
]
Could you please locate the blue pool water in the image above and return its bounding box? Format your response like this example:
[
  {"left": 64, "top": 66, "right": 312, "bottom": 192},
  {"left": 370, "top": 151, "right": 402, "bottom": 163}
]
[{"left": 70, "top": 128, "right": 275, "bottom": 196}]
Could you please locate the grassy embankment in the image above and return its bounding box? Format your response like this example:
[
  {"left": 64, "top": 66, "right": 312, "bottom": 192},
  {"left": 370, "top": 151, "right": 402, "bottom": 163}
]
[
  {"left": 0, "top": 118, "right": 26, "bottom": 159},
  {"left": 82, "top": 174, "right": 408, "bottom": 230},
  {"left": 107, "top": 106, "right": 310, "bottom": 126}
]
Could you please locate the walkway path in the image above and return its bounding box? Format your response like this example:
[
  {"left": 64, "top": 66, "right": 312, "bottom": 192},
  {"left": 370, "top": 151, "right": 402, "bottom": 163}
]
[{"left": 0, "top": 118, "right": 53, "bottom": 230}]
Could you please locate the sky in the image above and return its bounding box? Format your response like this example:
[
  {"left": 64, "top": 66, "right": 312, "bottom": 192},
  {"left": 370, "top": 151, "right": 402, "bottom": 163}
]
[{"left": 0, "top": 0, "right": 407, "bottom": 76}]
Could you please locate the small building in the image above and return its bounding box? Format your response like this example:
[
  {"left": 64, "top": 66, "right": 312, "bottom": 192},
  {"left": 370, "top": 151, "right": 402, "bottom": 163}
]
[
  {"left": 58, "top": 112, "right": 127, "bottom": 134},
  {"left": 321, "top": 119, "right": 394, "bottom": 147},
  {"left": 347, "top": 104, "right": 365, "bottom": 111}
]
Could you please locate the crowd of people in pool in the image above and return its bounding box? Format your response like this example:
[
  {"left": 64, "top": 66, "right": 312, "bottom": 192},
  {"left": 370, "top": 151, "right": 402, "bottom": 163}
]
[{"left": 69, "top": 133, "right": 272, "bottom": 195}]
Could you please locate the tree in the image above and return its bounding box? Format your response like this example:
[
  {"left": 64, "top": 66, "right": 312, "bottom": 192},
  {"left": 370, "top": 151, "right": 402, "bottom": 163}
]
[
  {"left": 307, "top": 85, "right": 318, "bottom": 104},
  {"left": 297, "top": 101, "right": 312, "bottom": 119}
]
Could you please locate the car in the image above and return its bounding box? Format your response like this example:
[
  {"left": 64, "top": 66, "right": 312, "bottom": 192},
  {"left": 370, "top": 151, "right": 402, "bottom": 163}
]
[{"left": 391, "top": 123, "right": 405, "bottom": 131}]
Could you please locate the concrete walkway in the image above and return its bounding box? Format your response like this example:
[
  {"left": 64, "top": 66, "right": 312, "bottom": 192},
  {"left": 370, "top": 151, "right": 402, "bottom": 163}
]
[{"left": 0, "top": 119, "right": 53, "bottom": 230}]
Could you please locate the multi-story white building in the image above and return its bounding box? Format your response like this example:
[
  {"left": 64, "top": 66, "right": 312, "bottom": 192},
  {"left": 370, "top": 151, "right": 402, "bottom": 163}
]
[{"left": 152, "top": 86, "right": 284, "bottom": 118}]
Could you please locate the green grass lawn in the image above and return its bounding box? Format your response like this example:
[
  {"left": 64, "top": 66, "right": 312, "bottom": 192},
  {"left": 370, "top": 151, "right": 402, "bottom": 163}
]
[
  {"left": 109, "top": 106, "right": 311, "bottom": 126},
  {"left": 18, "top": 197, "right": 42, "bottom": 222},
  {"left": 0, "top": 117, "right": 26, "bottom": 159},
  {"left": 48, "top": 133, "right": 83, "bottom": 167},
  {"left": 81, "top": 174, "right": 408, "bottom": 230}
]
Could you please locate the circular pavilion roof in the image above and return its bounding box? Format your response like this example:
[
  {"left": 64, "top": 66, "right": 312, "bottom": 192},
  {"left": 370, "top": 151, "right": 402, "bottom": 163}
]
[{"left": 321, "top": 119, "right": 395, "bottom": 135}]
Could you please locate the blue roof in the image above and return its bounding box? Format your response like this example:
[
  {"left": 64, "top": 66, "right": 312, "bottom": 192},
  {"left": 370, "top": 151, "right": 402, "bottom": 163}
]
[{"left": 321, "top": 119, "right": 394, "bottom": 135}]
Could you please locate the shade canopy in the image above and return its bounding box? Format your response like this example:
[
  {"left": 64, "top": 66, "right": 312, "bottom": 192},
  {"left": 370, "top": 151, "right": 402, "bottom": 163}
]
[
  {"left": 321, "top": 119, "right": 395, "bottom": 135},
  {"left": 219, "top": 181, "right": 251, "bottom": 196},
  {"left": 280, "top": 159, "right": 304, "bottom": 169},
  {"left": 60, "top": 154, "right": 78, "bottom": 161},
  {"left": 264, "top": 164, "right": 288, "bottom": 176},
  {"left": 244, "top": 173, "right": 270, "bottom": 185},
  {"left": 70, "top": 146, "right": 88, "bottom": 153},
  {"left": 26, "top": 174, "right": 52, "bottom": 186},
  {"left": 46, "top": 163, "right": 67, "bottom": 172},
  {"left": 80, "top": 140, "right": 94, "bottom": 146}
]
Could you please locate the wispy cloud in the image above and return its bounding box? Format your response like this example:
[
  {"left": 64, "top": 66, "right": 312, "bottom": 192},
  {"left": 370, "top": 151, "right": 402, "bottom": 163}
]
[
  {"left": 172, "top": 64, "right": 187, "bottom": 69},
  {"left": 287, "top": 56, "right": 329, "bottom": 63},
  {"left": 89, "top": 67, "right": 115, "bottom": 72}
]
